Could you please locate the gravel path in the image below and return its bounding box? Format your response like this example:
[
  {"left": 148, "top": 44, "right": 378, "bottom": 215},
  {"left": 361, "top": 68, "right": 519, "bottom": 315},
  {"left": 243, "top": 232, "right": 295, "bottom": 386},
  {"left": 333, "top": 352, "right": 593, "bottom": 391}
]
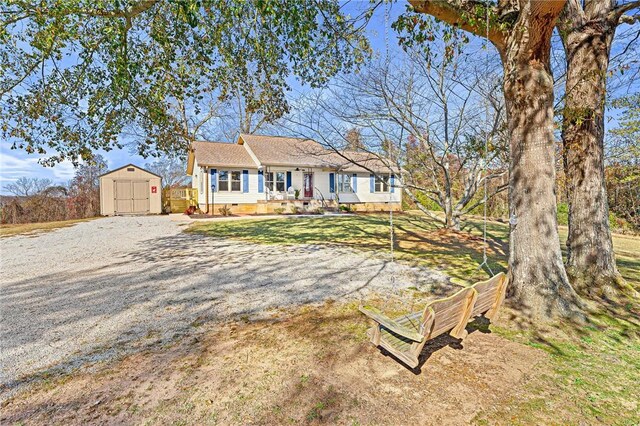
[{"left": 0, "top": 216, "right": 447, "bottom": 399}]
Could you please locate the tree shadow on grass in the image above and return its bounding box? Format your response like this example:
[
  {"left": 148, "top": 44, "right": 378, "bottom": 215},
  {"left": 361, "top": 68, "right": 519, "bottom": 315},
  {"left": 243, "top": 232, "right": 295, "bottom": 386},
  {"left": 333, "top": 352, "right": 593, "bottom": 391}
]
[
  {"left": 393, "top": 223, "right": 507, "bottom": 283},
  {"left": 190, "top": 213, "right": 511, "bottom": 285}
]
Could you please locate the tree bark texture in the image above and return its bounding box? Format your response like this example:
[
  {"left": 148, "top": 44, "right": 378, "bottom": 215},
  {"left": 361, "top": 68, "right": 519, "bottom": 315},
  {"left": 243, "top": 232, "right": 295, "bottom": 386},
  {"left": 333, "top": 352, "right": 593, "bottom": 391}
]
[
  {"left": 501, "top": 1, "right": 582, "bottom": 318},
  {"left": 559, "top": 0, "right": 627, "bottom": 297}
]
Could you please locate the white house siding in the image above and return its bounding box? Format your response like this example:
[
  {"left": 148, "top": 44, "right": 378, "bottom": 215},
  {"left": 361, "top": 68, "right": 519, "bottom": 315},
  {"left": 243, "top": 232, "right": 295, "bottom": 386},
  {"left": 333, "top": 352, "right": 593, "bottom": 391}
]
[
  {"left": 192, "top": 163, "right": 260, "bottom": 208},
  {"left": 292, "top": 169, "right": 304, "bottom": 194},
  {"left": 191, "top": 166, "right": 401, "bottom": 211},
  {"left": 205, "top": 167, "right": 261, "bottom": 205},
  {"left": 311, "top": 170, "right": 333, "bottom": 201},
  {"left": 191, "top": 158, "right": 200, "bottom": 194},
  {"left": 258, "top": 169, "right": 401, "bottom": 204},
  {"left": 191, "top": 158, "right": 210, "bottom": 208},
  {"left": 259, "top": 166, "right": 330, "bottom": 201},
  {"left": 334, "top": 173, "right": 401, "bottom": 204},
  {"left": 263, "top": 167, "right": 337, "bottom": 202}
]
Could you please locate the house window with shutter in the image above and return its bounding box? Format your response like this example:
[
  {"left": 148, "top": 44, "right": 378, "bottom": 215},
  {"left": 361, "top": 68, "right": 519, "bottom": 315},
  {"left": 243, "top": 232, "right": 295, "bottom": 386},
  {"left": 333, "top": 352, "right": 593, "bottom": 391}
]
[
  {"left": 374, "top": 174, "right": 390, "bottom": 193},
  {"left": 265, "top": 172, "right": 286, "bottom": 192},
  {"left": 218, "top": 170, "right": 242, "bottom": 192},
  {"left": 337, "top": 174, "right": 353, "bottom": 193}
]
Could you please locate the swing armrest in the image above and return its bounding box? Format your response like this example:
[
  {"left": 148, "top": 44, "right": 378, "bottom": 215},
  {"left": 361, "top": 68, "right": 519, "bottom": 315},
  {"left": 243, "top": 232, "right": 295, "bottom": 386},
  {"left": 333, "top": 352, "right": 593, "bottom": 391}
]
[{"left": 359, "top": 305, "right": 424, "bottom": 342}]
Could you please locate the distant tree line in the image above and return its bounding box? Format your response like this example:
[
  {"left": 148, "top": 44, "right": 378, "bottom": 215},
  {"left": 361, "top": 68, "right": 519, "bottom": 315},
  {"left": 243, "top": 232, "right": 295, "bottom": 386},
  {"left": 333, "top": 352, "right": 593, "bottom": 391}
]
[{"left": 1, "top": 156, "right": 108, "bottom": 224}]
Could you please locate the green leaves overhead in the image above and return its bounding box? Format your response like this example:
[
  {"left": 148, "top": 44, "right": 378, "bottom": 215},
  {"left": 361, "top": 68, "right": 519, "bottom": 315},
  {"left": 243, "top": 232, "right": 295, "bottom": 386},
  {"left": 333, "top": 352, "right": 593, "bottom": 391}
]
[
  {"left": 1, "top": 0, "right": 372, "bottom": 164},
  {"left": 393, "top": 4, "right": 470, "bottom": 68}
]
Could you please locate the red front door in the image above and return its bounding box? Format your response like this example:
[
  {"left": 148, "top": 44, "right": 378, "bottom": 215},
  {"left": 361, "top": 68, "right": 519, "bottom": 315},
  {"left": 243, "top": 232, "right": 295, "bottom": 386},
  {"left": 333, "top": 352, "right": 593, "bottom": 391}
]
[{"left": 303, "top": 173, "right": 313, "bottom": 198}]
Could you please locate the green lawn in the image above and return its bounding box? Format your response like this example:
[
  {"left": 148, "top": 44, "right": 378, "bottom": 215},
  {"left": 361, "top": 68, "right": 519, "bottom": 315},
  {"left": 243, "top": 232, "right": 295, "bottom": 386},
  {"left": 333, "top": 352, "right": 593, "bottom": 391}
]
[
  {"left": 189, "top": 212, "right": 639, "bottom": 289},
  {"left": 189, "top": 214, "right": 512, "bottom": 285},
  {"left": 191, "top": 212, "right": 640, "bottom": 424}
]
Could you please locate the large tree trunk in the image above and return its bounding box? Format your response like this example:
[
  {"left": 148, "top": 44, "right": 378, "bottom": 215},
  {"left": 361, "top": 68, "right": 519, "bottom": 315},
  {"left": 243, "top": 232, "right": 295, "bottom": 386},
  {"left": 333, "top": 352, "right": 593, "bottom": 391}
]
[
  {"left": 560, "top": 5, "right": 627, "bottom": 298},
  {"left": 409, "top": 0, "right": 583, "bottom": 319},
  {"left": 501, "top": 1, "right": 583, "bottom": 319}
]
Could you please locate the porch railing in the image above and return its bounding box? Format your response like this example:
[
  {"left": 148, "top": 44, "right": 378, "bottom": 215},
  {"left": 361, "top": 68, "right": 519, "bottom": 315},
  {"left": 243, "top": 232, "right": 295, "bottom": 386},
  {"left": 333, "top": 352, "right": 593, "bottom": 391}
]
[{"left": 164, "top": 188, "right": 198, "bottom": 213}]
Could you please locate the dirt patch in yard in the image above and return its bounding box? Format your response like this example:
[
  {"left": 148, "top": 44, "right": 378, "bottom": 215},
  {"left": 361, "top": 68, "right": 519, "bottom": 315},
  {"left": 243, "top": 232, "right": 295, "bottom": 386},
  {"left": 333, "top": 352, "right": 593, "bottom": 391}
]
[{"left": 1, "top": 302, "right": 549, "bottom": 425}]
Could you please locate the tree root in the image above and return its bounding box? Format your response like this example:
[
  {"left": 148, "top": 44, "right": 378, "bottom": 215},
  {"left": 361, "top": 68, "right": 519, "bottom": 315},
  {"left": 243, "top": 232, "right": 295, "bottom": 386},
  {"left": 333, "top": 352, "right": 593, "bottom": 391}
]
[
  {"left": 568, "top": 269, "right": 640, "bottom": 304},
  {"left": 507, "top": 272, "right": 587, "bottom": 324}
]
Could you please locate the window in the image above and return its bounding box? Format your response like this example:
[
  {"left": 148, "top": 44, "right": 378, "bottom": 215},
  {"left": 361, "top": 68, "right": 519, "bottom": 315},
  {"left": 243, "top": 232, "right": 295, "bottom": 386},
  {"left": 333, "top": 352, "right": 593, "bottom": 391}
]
[
  {"left": 338, "top": 174, "right": 353, "bottom": 193},
  {"left": 265, "top": 171, "right": 286, "bottom": 192},
  {"left": 375, "top": 174, "right": 390, "bottom": 193},
  {"left": 218, "top": 171, "right": 228, "bottom": 191},
  {"left": 265, "top": 172, "right": 273, "bottom": 191},
  {"left": 231, "top": 171, "right": 241, "bottom": 191},
  {"left": 218, "top": 170, "right": 242, "bottom": 192}
]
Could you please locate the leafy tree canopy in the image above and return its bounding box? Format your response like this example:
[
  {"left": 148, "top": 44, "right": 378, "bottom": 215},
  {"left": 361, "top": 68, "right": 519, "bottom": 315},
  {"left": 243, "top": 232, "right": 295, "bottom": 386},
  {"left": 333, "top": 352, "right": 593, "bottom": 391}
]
[{"left": 1, "top": 0, "right": 373, "bottom": 165}]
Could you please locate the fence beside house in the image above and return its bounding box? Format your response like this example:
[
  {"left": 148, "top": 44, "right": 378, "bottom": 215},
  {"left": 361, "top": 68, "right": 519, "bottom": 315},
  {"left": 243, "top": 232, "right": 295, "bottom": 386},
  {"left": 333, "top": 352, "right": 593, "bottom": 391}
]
[{"left": 164, "top": 187, "right": 198, "bottom": 213}]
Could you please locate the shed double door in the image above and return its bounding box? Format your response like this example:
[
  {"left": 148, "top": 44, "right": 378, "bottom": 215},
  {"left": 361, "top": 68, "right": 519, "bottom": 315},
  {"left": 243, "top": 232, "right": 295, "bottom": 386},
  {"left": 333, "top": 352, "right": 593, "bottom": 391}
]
[{"left": 114, "top": 180, "right": 149, "bottom": 214}]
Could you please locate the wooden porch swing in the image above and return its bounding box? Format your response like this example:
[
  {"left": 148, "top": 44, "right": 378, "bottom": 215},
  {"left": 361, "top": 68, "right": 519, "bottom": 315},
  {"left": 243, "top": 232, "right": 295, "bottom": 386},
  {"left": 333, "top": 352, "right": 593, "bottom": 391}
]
[{"left": 359, "top": 273, "right": 508, "bottom": 368}]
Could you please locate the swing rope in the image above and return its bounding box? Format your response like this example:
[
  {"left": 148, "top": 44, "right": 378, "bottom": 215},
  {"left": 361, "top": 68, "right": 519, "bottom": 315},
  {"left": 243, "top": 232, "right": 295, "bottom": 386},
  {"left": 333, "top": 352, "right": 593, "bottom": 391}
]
[
  {"left": 385, "top": 0, "right": 395, "bottom": 290},
  {"left": 378, "top": 1, "right": 418, "bottom": 325},
  {"left": 373, "top": 1, "right": 493, "bottom": 326},
  {"left": 478, "top": 0, "right": 494, "bottom": 277},
  {"left": 383, "top": 0, "right": 398, "bottom": 310}
]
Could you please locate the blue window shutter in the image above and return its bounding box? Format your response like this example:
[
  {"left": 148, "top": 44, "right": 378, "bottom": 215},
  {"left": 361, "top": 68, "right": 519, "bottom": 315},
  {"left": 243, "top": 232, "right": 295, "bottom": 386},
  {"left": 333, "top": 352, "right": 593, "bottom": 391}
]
[
  {"left": 242, "top": 170, "right": 249, "bottom": 193},
  {"left": 210, "top": 169, "right": 217, "bottom": 192},
  {"left": 258, "top": 169, "right": 264, "bottom": 193},
  {"left": 390, "top": 174, "right": 395, "bottom": 193},
  {"left": 329, "top": 173, "right": 335, "bottom": 193},
  {"left": 352, "top": 173, "right": 357, "bottom": 192},
  {"left": 286, "top": 171, "right": 292, "bottom": 189},
  {"left": 370, "top": 174, "right": 375, "bottom": 193}
]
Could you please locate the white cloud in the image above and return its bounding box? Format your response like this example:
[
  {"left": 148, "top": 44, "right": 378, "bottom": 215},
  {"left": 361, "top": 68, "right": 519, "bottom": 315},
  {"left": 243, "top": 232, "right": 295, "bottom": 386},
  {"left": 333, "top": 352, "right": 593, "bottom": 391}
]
[
  {"left": 0, "top": 152, "right": 40, "bottom": 180},
  {"left": 0, "top": 151, "right": 76, "bottom": 193},
  {"left": 51, "top": 160, "right": 76, "bottom": 181}
]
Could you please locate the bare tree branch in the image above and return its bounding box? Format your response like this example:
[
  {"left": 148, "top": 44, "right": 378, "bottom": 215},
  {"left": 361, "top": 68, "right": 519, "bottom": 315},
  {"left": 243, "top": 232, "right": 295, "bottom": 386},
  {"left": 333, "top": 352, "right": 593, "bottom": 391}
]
[{"left": 408, "top": 0, "right": 507, "bottom": 50}]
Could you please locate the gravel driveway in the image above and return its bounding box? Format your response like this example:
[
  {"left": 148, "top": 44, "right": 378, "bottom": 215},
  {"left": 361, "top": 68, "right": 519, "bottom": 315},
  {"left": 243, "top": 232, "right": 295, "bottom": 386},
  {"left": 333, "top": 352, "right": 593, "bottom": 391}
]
[{"left": 0, "top": 216, "right": 446, "bottom": 399}]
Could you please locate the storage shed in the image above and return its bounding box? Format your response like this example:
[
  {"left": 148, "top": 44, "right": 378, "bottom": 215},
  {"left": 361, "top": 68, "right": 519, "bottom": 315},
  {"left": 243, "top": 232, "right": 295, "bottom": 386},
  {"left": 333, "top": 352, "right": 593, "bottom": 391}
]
[{"left": 99, "top": 164, "right": 162, "bottom": 216}]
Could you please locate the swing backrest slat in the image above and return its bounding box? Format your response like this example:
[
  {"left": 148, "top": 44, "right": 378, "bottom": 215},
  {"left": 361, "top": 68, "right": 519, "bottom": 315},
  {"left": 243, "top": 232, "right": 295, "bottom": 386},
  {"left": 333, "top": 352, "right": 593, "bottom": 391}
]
[
  {"left": 470, "top": 273, "right": 508, "bottom": 318},
  {"left": 423, "top": 287, "right": 475, "bottom": 338}
]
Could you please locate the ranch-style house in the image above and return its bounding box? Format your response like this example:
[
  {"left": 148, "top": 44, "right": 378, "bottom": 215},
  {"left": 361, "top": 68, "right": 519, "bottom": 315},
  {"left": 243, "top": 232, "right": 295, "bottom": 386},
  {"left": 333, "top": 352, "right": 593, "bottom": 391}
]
[{"left": 186, "top": 134, "right": 402, "bottom": 214}]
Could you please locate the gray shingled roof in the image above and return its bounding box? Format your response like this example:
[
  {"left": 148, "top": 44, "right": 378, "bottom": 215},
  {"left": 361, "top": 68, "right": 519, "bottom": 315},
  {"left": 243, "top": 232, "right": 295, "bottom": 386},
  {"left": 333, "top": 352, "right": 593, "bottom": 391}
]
[
  {"left": 332, "top": 150, "right": 397, "bottom": 173},
  {"left": 240, "top": 134, "right": 396, "bottom": 172},
  {"left": 191, "top": 140, "right": 258, "bottom": 168},
  {"left": 190, "top": 135, "right": 397, "bottom": 174},
  {"left": 239, "top": 134, "right": 333, "bottom": 167}
]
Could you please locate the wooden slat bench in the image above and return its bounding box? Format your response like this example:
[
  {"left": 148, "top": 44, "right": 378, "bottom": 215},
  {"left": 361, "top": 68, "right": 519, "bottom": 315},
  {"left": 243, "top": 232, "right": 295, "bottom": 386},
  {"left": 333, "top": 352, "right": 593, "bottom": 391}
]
[{"left": 359, "top": 272, "right": 508, "bottom": 368}]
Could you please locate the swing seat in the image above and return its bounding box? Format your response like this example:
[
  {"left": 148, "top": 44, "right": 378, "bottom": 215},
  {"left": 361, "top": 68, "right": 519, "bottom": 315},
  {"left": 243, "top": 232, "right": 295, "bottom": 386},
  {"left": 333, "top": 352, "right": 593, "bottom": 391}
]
[{"left": 359, "top": 272, "right": 508, "bottom": 368}]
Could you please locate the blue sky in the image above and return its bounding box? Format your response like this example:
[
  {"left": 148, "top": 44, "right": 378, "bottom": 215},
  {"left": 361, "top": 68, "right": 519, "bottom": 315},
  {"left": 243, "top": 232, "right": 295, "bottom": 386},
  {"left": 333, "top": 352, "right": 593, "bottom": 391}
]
[
  {"left": 0, "top": 2, "right": 399, "bottom": 193},
  {"left": 0, "top": 2, "right": 637, "bottom": 193},
  {"left": 0, "top": 146, "right": 149, "bottom": 189}
]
